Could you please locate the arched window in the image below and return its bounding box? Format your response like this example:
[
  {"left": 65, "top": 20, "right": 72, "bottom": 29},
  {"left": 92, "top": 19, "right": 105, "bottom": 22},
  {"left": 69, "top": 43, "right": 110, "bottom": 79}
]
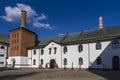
[
  {"left": 96, "top": 57, "right": 102, "bottom": 65},
  {"left": 96, "top": 42, "right": 101, "bottom": 50},
  {"left": 49, "top": 48, "right": 51, "bottom": 54},
  {"left": 34, "top": 50, "right": 36, "bottom": 55},
  {"left": 54, "top": 47, "right": 57, "bottom": 54},
  {"left": 33, "top": 59, "right": 36, "bottom": 65},
  {"left": 78, "top": 57, "right": 83, "bottom": 65},
  {"left": 41, "top": 49, "right": 44, "bottom": 55},
  {"left": 1, "top": 46, "right": 5, "bottom": 49},
  {"left": 63, "top": 58, "right": 67, "bottom": 65},
  {"left": 41, "top": 59, "right": 43, "bottom": 65},
  {"left": 78, "top": 44, "right": 83, "bottom": 52},
  {"left": 112, "top": 40, "right": 119, "bottom": 49},
  {"left": 63, "top": 46, "right": 67, "bottom": 53}
]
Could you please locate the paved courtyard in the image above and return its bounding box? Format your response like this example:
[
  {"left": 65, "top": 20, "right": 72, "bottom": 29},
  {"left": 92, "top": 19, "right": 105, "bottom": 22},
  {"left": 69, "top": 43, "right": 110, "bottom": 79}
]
[{"left": 0, "top": 69, "right": 120, "bottom": 80}]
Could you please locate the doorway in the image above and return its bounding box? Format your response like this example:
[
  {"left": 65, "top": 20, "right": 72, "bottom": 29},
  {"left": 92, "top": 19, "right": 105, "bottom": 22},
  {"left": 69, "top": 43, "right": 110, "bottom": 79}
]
[
  {"left": 112, "top": 56, "right": 119, "bottom": 70},
  {"left": 50, "top": 59, "right": 56, "bottom": 69}
]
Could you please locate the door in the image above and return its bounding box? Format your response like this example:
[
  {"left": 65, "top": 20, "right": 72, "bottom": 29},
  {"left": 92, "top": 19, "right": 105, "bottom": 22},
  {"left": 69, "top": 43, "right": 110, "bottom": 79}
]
[
  {"left": 50, "top": 59, "right": 56, "bottom": 69},
  {"left": 112, "top": 56, "right": 119, "bottom": 70}
]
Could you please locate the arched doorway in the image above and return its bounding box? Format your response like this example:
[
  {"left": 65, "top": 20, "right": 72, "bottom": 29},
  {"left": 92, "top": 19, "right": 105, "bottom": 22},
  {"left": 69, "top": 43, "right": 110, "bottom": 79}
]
[
  {"left": 112, "top": 56, "right": 119, "bottom": 70},
  {"left": 50, "top": 59, "right": 56, "bottom": 69}
]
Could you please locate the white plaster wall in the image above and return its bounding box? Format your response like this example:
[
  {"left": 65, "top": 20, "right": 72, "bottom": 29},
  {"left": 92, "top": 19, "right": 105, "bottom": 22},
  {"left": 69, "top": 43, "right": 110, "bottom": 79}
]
[
  {"left": 40, "top": 42, "right": 62, "bottom": 68},
  {"left": 7, "top": 56, "right": 28, "bottom": 68},
  {"left": 27, "top": 40, "right": 120, "bottom": 69},
  {"left": 0, "top": 43, "right": 8, "bottom": 67},
  {"left": 62, "top": 44, "right": 89, "bottom": 69},
  {"left": 89, "top": 40, "right": 120, "bottom": 69}
]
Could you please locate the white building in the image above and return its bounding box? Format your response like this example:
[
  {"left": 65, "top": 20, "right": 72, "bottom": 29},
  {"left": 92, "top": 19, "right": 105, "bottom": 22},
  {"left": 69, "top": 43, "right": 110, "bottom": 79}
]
[
  {"left": 0, "top": 33, "right": 9, "bottom": 67},
  {"left": 28, "top": 26, "right": 120, "bottom": 70}
]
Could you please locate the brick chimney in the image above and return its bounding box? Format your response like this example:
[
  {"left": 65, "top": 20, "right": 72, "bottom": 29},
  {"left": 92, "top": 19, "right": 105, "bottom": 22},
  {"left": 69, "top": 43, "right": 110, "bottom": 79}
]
[
  {"left": 99, "top": 16, "right": 103, "bottom": 29},
  {"left": 21, "top": 11, "right": 26, "bottom": 28}
]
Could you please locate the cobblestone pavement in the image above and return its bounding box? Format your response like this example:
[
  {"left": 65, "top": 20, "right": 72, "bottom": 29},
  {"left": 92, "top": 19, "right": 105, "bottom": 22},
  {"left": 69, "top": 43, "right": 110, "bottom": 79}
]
[{"left": 0, "top": 69, "right": 120, "bottom": 80}]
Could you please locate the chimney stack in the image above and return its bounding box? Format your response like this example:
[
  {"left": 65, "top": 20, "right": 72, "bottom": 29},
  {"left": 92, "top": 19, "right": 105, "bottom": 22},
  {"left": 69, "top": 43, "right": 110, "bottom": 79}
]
[
  {"left": 21, "top": 11, "right": 26, "bottom": 28},
  {"left": 99, "top": 16, "right": 103, "bottom": 29}
]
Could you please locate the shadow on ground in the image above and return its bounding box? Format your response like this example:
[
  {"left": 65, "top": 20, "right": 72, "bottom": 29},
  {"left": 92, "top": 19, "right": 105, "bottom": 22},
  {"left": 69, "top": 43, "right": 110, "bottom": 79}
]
[
  {"left": 0, "top": 72, "right": 39, "bottom": 80},
  {"left": 88, "top": 69, "right": 120, "bottom": 80}
]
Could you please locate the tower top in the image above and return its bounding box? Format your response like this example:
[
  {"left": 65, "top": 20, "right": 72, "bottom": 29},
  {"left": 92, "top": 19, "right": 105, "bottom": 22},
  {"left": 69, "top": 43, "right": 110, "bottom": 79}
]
[
  {"left": 99, "top": 16, "right": 103, "bottom": 29},
  {"left": 21, "top": 10, "right": 26, "bottom": 28}
]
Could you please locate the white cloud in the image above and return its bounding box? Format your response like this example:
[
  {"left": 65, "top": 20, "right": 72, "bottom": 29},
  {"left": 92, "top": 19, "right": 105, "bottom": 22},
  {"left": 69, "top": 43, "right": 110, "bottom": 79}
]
[{"left": 0, "top": 3, "right": 54, "bottom": 29}]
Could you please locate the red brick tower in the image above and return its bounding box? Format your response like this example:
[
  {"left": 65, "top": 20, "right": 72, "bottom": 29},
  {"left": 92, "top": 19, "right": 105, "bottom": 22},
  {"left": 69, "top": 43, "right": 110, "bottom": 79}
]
[{"left": 9, "top": 11, "right": 37, "bottom": 67}]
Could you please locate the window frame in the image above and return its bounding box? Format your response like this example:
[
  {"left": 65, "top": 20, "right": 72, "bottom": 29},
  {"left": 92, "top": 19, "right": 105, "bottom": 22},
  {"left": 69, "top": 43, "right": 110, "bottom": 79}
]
[
  {"left": 33, "top": 59, "right": 36, "bottom": 65},
  {"left": 112, "top": 40, "right": 119, "bottom": 49},
  {"left": 96, "top": 42, "right": 101, "bottom": 50},
  {"left": 63, "top": 46, "right": 67, "bottom": 54},
  {"left": 33, "top": 50, "right": 36, "bottom": 55},
  {"left": 54, "top": 47, "right": 57, "bottom": 54},
  {"left": 78, "top": 44, "right": 83, "bottom": 52},
  {"left": 63, "top": 58, "right": 67, "bottom": 65},
  {"left": 96, "top": 57, "right": 102, "bottom": 65},
  {"left": 41, "top": 49, "right": 44, "bottom": 55},
  {"left": 78, "top": 57, "right": 83, "bottom": 65}
]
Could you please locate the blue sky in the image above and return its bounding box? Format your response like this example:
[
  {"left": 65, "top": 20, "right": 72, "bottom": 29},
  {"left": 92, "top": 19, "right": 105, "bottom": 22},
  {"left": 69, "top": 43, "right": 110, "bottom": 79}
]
[{"left": 0, "top": 0, "right": 120, "bottom": 39}]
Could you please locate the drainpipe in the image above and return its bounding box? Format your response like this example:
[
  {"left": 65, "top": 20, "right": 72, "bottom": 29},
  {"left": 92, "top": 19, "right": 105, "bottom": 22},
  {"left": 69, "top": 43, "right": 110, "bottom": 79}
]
[
  {"left": 31, "top": 50, "right": 32, "bottom": 67},
  {"left": 61, "top": 46, "right": 62, "bottom": 68},
  {"left": 88, "top": 43, "right": 90, "bottom": 69},
  {"left": 38, "top": 49, "right": 40, "bottom": 67}
]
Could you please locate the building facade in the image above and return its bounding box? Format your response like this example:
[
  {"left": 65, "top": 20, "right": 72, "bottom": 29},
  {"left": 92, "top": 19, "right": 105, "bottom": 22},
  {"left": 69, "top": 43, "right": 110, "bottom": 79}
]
[
  {"left": 0, "top": 34, "right": 9, "bottom": 67},
  {"left": 28, "top": 26, "right": 120, "bottom": 70}
]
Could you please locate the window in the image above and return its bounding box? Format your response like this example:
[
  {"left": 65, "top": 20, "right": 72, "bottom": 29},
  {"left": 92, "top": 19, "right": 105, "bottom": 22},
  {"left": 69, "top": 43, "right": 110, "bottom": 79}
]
[
  {"left": 63, "top": 46, "right": 67, "bottom": 53},
  {"left": 16, "top": 46, "right": 18, "bottom": 50},
  {"left": 34, "top": 50, "right": 36, "bottom": 55},
  {"left": 17, "top": 39, "right": 19, "bottom": 43},
  {"left": 1, "top": 46, "right": 5, "bottom": 49},
  {"left": 33, "top": 59, "right": 36, "bottom": 65},
  {"left": 63, "top": 58, "right": 67, "bottom": 65},
  {"left": 96, "top": 42, "right": 101, "bottom": 50},
  {"left": 112, "top": 40, "right": 119, "bottom": 49},
  {"left": 54, "top": 47, "right": 57, "bottom": 54},
  {"left": 49, "top": 48, "right": 51, "bottom": 54},
  {"left": 41, "top": 49, "right": 44, "bottom": 55},
  {"left": 96, "top": 57, "right": 102, "bottom": 65},
  {"left": 0, "top": 54, "right": 4, "bottom": 57},
  {"left": 41, "top": 59, "right": 43, "bottom": 65},
  {"left": 0, "top": 62, "right": 4, "bottom": 64},
  {"left": 78, "top": 57, "right": 83, "bottom": 65},
  {"left": 78, "top": 44, "right": 83, "bottom": 52},
  {"left": 17, "top": 33, "right": 19, "bottom": 37}
]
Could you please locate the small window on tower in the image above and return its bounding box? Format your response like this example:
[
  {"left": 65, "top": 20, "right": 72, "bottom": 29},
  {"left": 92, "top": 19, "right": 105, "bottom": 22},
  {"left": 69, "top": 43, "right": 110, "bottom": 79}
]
[{"left": 17, "top": 33, "right": 19, "bottom": 37}]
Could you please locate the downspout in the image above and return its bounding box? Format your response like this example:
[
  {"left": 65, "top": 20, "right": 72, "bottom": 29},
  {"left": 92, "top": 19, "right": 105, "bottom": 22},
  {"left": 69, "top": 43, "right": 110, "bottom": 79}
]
[
  {"left": 31, "top": 50, "right": 32, "bottom": 67},
  {"left": 61, "top": 46, "right": 62, "bottom": 68},
  {"left": 88, "top": 43, "right": 90, "bottom": 69},
  {"left": 38, "top": 49, "right": 40, "bottom": 67}
]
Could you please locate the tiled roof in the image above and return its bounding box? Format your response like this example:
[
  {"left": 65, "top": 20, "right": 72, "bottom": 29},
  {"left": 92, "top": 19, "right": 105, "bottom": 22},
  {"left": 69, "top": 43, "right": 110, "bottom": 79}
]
[
  {"left": 0, "top": 33, "right": 9, "bottom": 44},
  {"left": 37, "top": 34, "right": 67, "bottom": 46},
  {"left": 30, "top": 25, "right": 120, "bottom": 49}
]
